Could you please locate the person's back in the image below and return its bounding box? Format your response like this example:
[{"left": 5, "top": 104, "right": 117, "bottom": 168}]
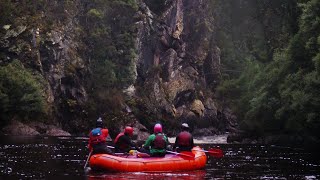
[
  {"left": 174, "top": 123, "right": 194, "bottom": 152},
  {"left": 114, "top": 126, "right": 136, "bottom": 153},
  {"left": 142, "top": 123, "right": 168, "bottom": 157},
  {"left": 88, "top": 117, "right": 112, "bottom": 154}
]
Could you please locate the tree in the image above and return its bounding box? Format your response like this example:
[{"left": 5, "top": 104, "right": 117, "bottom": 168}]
[{"left": 0, "top": 60, "right": 47, "bottom": 125}]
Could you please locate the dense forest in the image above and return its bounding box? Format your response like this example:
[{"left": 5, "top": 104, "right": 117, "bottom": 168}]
[
  {"left": 214, "top": 0, "right": 320, "bottom": 144},
  {"left": 0, "top": 0, "right": 319, "bottom": 145}
]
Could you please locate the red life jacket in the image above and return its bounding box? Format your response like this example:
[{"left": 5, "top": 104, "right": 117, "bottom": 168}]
[
  {"left": 177, "top": 131, "right": 191, "bottom": 146},
  {"left": 153, "top": 133, "right": 166, "bottom": 149},
  {"left": 114, "top": 132, "right": 124, "bottom": 144},
  {"left": 114, "top": 132, "right": 130, "bottom": 150},
  {"left": 89, "top": 128, "right": 106, "bottom": 145}
]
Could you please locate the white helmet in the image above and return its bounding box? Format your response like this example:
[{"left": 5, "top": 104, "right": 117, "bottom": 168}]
[{"left": 182, "top": 123, "right": 189, "bottom": 128}]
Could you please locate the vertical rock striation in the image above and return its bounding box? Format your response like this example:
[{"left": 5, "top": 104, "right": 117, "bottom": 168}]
[{"left": 133, "top": 0, "right": 236, "bottom": 134}]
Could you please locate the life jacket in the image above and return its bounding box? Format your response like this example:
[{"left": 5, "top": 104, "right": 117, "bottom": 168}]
[
  {"left": 89, "top": 128, "right": 106, "bottom": 145},
  {"left": 114, "top": 132, "right": 124, "bottom": 144},
  {"left": 152, "top": 133, "right": 166, "bottom": 149},
  {"left": 177, "top": 131, "right": 191, "bottom": 146},
  {"left": 114, "top": 132, "right": 129, "bottom": 150}
]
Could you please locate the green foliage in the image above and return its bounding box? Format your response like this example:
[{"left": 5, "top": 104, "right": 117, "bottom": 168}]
[
  {"left": 212, "top": 0, "right": 299, "bottom": 79},
  {"left": 90, "top": 59, "right": 117, "bottom": 90},
  {"left": 0, "top": 0, "right": 76, "bottom": 35},
  {"left": 0, "top": 60, "right": 47, "bottom": 124},
  {"left": 87, "top": 9, "right": 103, "bottom": 19},
  {"left": 0, "top": 0, "right": 15, "bottom": 25},
  {"left": 83, "top": 0, "right": 137, "bottom": 88},
  {"left": 81, "top": 0, "right": 138, "bottom": 117},
  {"left": 217, "top": 0, "right": 320, "bottom": 141}
]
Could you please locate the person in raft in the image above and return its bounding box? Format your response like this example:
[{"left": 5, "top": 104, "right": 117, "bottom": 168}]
[
  {"left": 141, "top": 123, "right": 169, "bottom": 157},
  {"left": 114, "top": 126, "right": 138, "bottom": 153},
  {"left": 88, "top": 117, "right": 113, "bottom": 155},
  {"left": 173, "top": 123, "right": 194, "bottom": 152}
]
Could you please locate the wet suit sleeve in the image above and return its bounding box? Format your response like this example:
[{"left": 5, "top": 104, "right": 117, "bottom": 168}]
[
  {"left": 102, "top": 129, "right": 109, "bottom": 141},
  {"left": 164, "top": 135, "right": 169, "bottom": 148},
  {"left": 164, "top": 135, "right": 168, "bottom": 144},
  {"left": 143, "top": 134, "right": 155, "bottom": 148}
]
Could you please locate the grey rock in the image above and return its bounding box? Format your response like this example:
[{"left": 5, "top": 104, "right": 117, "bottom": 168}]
[
  {"left": 3, "top": 26, "right": 27, "bottom": 39},
  {"left": 2, "top": 120, "right": 40, "bottom": 136}
]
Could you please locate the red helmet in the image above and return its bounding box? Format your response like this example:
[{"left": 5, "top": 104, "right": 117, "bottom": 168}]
[
  {"left": 124, "top": 126, "right": 134, "bottom": 136},
  {"left": 154, "top": 123, "right": 162, "bottom": 133}
]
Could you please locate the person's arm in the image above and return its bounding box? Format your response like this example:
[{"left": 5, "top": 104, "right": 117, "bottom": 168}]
[
  {"left": 122, "top": 135, "right": 135, "bottom": 148},
  {"left": 102, "top": 129, "right": 109, "bottom": 141},
  {"left": 164, "top": 135, "right": 169, "bottom": 145},
  {"left": 143, "top": 135, "right": 154, "bottom": 148}
]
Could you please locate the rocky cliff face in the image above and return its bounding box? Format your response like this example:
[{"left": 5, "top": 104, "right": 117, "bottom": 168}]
[
  {"left": 131, "top": 0, "right": 237, "bottom": 135},
  {"left": 0, "top": 1, "right": 89, "bottom": 134},
  {"left": 0, "top": 0, "right": 237, "bottom": 136}
]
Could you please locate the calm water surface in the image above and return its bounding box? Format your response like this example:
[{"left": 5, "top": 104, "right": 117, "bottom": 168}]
[{"left": 0, "top": 136, "right": 319, "bottom": 179}]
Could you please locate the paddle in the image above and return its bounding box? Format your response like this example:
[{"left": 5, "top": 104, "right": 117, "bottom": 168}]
[
  {"left": 194, "top": 148, "right": 223, "bottom": 158},
  {"left": 84, "top": 150, "right": 92, "bottom": 170},
  {"left": 107, "top": 145, "right": 115, "bottom": 149},
  {"left": 167, "top": 150, "right": 195, "bottom": 159}
]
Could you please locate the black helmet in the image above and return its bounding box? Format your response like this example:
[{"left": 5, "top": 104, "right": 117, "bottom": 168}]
[{"left": 96, "top": 117, "right": 103, "bottom": 128}]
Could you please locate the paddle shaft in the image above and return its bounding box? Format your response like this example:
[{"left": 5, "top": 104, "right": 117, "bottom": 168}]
[
  {"left": 166, "top": 150, "right": 179, "bottom": 155},
  {"left": 83, "top": 144, "right": 113, "bottom": 169},
  {"left": 83, "top": 151, "right": 92, "bottom": 169},
  {"left": 194, "top": 148, "right": 223, "bottom": 158},
  {"left": 166, "top": 150, "right": 195, "bottom": 158},
  {"left": 107, "top": 145, "right": 115, "bottom": 149}
]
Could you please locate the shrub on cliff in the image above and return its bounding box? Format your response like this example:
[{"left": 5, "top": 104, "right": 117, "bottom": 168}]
[{"left": 0, "top": 60, "right": 47, "bottom": 126}]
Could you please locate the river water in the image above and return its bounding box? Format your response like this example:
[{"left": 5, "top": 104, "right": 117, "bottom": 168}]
[{"left": 0, "top": 136, "right": 319, "bottom": 179}]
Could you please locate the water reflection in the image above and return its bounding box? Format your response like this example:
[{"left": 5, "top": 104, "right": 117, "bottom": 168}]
[{"left": 0, "top": 136, "right": 319, "bottom": 179}]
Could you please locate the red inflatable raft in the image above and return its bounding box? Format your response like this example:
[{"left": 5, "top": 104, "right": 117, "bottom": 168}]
[{"left": 89, "top": 146, "right": 207, "bottom": 172}]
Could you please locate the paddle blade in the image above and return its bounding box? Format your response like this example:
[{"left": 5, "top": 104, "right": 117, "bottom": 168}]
[{"left": 208, "top": 148, "right": 223, "bottom": 158}]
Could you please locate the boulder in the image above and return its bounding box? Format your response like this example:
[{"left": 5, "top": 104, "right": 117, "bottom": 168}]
[
  {"left": 190, "top": 99, "right": 205, "bottom": 117},
  {"left": 133, "top": 122, "right": 150, "bottom": 141},
  {"left": 2, "top": 120, "right": 40, "bottom": 136},
  {"left": 46, "top": 126, "right": 71, "bottom": 136},
  {"left": 1, "top": 120, "right": 71, "bottom": 136},
  {"left": 28, "top": 121, "right": 71, "bottom": 136}
]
